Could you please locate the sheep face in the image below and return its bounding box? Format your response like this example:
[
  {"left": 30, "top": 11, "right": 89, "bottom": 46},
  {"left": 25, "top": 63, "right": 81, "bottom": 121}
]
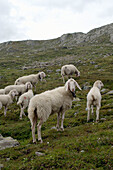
[
  {"left": 94, "top": 80, "right": 104, "bottom": 89},
  {"left": 75, "top": 71, "right": 80, "bottom": 77},
  {"left": 38, "top": 72, "right": 46, "bottom": 81},
  {"left": 26, "top": 82, "right": 32, "bottom": 90},
  {"left": 65, "top": 78, "right": 81, "bottom": 97},
  {"left": 10, "top": 89, "right": 18, "bottom": 98}
]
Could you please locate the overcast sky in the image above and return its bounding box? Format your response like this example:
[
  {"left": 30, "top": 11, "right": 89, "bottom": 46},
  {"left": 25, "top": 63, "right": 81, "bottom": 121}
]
[{"left": 0, "top": 0, "right": 113, "bottom": 43}]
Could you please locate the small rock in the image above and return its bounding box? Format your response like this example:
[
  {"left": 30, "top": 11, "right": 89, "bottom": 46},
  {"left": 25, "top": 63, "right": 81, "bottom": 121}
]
[
  {"left": 0, "top": 164, "right": 4, "bottom": 169},
  {"left": 56, "top": 69, "right": 61, "bottom": 72},
  {"left": 74, "top": 112, "right": 78, "bottom": 116},
  {"left": 6, "top": 158, "right": 10, "bottom": 161},
  {"left": 81, "top": 150, "right": 85, "bottom": 153},
  {"left": 73, "top": 97, "right": 80, "bottom": 102},
  {"left": 35, "top": 152, "right": 45, "bottom": 156},
  {"left": 106, "top": 90, "right": 113, "bottom": 95},
  {"left": 100, "top": 118, "right": 106, "bottom": 121},
  {"left": 51, "top": 126, "right": 57, "bottom": 130}
]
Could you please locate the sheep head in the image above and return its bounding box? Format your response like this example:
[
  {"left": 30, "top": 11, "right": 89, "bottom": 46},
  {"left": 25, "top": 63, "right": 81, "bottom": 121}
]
[
  {"left": 93, "top": 80, "right": 104, "bottom": 89},
  {"left": 26, "top": 82, "right": 33, "bottom": 91},
  {"left": 10, "top": 89, "right": 18, "bottom": 99},
  {"left": 65, "top": 78, "right": 82, "bottom": 97}
]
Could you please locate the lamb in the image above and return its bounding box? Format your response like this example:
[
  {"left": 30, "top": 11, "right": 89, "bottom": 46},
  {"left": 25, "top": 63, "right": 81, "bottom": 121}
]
[
  {"left": 4, "top": 82, "right": 32, "bottom": 99},
  {"left": 0, "top": 89, "right": 18, "bottom": 116},
  {"left": 14, "top": 71, "right": 46, "bottom": 91},
  {"left": 0, "top": 89, "right": 5, "bottom": 95},
  {"left": 17, "top": 89, "right": 34, "bottom": 120},
  {"left": 61, "top": 64, "right": 80, "bottom": 83},
  {"left": 87, "top": 80, "right": 104, "bottom": 122},
  {"left": 28, "top": 78, "right": 82, "bottom": 143}
]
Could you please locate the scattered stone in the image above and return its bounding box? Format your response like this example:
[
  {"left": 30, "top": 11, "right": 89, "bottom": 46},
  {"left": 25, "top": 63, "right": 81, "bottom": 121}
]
[
  {"left": 100, "top": 118, "right": 106, "bottom": 121},
  {"left": 101, "top": 88, "right": 109, "bottom": 94},
  {"left": 0, "top": 164, "right": 4, "bottom": 169},
  {"left": 56, "top": 69, "right": 61, "bottom": 72},
  {"left": 35, "top": 152, "right": 45, "bottom": 156},
  {"left": 82, "top": 82, "right": 91, "bottom": 90},
  {"left": 51, "top": 126, "right": 57, "bottom": 130},
  {"left": 106, "top": 90, "right": 113, "bottom": 95},
  {"left": 0, "top": 134, "right": 19, "bottom": 150},
  {"left": 73, "top": 97, "right": 80, "bottom": 102},
  {"left": 46, "top": 70, "right": 53, "bottom": 73},
  {"left": 80, "top": 150, "right": 85, "bottom": 153},
  {"left": 6, "top": 158, "right": 10, "bottom": 161},
  {"left": 74, "top": 112, "right": 78, "bottom": 116}
]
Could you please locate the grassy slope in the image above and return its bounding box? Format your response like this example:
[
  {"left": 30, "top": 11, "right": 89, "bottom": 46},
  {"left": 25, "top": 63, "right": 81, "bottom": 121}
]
[{"left": 0, "top": 42, "right": 113, "bottom": 169}]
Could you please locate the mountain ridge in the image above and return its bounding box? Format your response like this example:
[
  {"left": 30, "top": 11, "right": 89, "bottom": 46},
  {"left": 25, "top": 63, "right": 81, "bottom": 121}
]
[{"left": 0, "top": 23, "right": 113, "bottom": 50}]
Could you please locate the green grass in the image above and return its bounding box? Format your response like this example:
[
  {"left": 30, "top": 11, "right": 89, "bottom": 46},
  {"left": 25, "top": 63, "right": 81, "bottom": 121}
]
[{"left": 0, "top": 42, "right": 113, "bottom": 169}]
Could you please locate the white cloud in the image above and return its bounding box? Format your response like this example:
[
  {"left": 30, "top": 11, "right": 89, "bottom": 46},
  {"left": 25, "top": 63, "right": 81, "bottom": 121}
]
[{"left": 0, "top": 0, "right": 113, "bottom": 43}]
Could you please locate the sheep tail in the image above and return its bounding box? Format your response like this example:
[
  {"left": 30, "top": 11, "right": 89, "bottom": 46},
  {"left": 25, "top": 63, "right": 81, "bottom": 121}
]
[{"left": 28, "top": 105, "right": 37, "bottom": 121}]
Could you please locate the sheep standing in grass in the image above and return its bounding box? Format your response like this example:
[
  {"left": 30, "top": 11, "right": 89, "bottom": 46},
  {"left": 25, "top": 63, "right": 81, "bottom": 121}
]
[
  {"left": 87, "top": 80, "right": 104, "bottom": 122},
  {"left": 14, "top": 72, "right": 46, "bottom": 91},
  {"left": 17, "top": 88, "right": 34, "bottom": 119},
  {"left": 28, "top": 78, "right": 82, "bottom": 143},
  {"left": 61, "top": 64, "right": 80, "bottom": 83},
  {"left": 0, "top": 89, "right": 18, "bottom": 116},
  {"left": 4, "top": 82, "right": 32, "bottom": 99}
]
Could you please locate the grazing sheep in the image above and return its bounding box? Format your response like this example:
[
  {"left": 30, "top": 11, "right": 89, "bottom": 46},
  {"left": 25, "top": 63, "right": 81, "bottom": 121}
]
[
  {"left": 14, "top": 72, "right": 46, "bottom": 91},
  {"left": 28, "top": 78, "right": 82, "bottom": 143},
  {"left": 4, "top": 82, "right": 32, "bottom": 99},
  {"left": 61, "top": 64, "right": 80, "bottom": 83},
  {"left": 17, "top": 89, "right": 34, "bottom": 119},
  {"left": 0, "top": 89, "right": 5, "bottom": 95},
  {"left": 0, "top": 89, "right": 18, "bottom": 116},
  {"left": 87, "top": 80, "right": 104, "bottom": 122}
]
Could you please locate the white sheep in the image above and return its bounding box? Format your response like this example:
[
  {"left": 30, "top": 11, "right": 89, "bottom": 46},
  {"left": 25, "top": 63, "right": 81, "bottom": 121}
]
[
  {"left": 28, "top": 78, "right": 82, "bottom": 143},
  {"left": 61, "top": 64, "right": 80, "bottom": 83},
  {"left": 17, "top": 89, "right": 34, "bottom": 120},
  {"left": 0, "top": 89, "right": 5, "bottom": 95},
  {"left": 14, "top": 71, "right": 46, "bottom": 91},
  {"left": 4, "top": 82, "right": 32, "bottom": 99},
  {"left": 0, "top": 89, "right": 18, "bottom": 116},
  {"left": 87, "top": 80, "right": 104, "bottom": 122}
]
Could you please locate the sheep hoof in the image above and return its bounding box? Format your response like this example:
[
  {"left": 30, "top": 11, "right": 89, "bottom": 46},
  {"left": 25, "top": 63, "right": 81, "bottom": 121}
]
[
  {"left": 38, "top": 139, "right": 43, "bottom": 143},
  {"left": 19, "top": 117, "right": 22, "bottom": 120},
  {"left": 60, "top": 127, "right": 64, "bottom": 131},
  {"left": 57, "top": 128, "right": 60, "bottom": 131},
  {"left": 96, "top": 120, "right": 99, "bottom": 123},
  {"left": 33, "top": 141, "right": 37, "bottom": 144}
]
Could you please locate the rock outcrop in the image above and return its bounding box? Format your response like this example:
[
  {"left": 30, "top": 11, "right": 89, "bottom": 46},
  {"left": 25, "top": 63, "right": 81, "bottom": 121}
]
[{"left": 0, "top": 134, "right": 19, "bottom": 150}]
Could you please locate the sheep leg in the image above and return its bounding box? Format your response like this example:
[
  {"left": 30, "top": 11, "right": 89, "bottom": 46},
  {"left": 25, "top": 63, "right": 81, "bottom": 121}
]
[
  {"left": 56, "top": 113, "right": 61, "bottom": 131},
  {"left": 20, "top": 107, "right": 26, "bottom": 120},
  {"left": 0, "top": 102, "right": 2, "bottom": 110},
  {"left": 37, "top": 119, "right": 43, "bottom": 143},
  {"left": 96, "top": 105, "right": 100, "bottom": 123},
  {"left": 31, "top": 118, "right": 37, "bottom": 143},
  {"left": 4, "top": 106, "right": 7, "bottom": 117},
  {"left": 61, "top": 112, "right": 65, "bottom": 131},
  {"left": 62, "top": 75, "right": 65, "bottom": 83},
  {"left": 87, "top": 101, "right": 91, "bottom": 122},
  {"left": 91, "top": 105, "right": 94, "bottom": 115}
]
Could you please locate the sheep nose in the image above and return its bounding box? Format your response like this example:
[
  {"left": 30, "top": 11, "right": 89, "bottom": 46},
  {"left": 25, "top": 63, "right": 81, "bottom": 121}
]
[{"left": 72, "top": 88, "right": 75, "bottom": 92}]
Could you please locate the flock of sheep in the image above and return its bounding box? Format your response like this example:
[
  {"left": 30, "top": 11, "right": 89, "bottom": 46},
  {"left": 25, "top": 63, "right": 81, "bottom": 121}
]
[{"left": 0, "top": 64, "right": 104, "bottom": 143}]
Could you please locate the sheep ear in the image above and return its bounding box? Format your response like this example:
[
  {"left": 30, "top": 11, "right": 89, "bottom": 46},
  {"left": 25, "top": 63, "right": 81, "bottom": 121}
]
[
  {"left": 65, "top": 81, "right": 70, "bottom": 91},
  {"left": 74, "top": 81, "right": 82, "bottom": 90}
]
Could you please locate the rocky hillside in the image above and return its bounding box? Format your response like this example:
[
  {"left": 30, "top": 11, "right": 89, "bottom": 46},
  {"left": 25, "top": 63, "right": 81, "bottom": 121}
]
[{"left": 0, "top": 23, "right": 113, "bottom": 52}]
